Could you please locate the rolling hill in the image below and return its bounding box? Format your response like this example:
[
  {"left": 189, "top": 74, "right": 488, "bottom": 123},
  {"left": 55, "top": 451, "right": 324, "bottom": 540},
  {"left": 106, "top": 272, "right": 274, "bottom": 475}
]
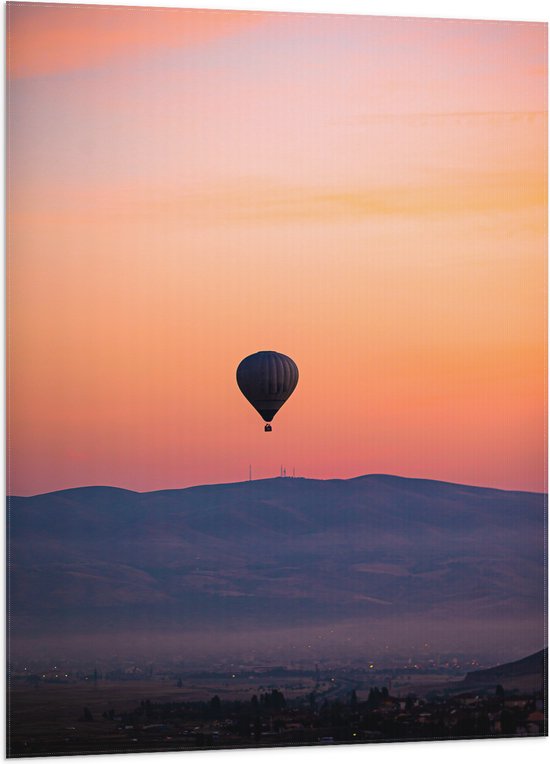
[
  {"left": 7, "top": 474, "right": 546, "bottom": 661},
  {"left": 461, "top": 648, "right": 547, "bottom": 692}
]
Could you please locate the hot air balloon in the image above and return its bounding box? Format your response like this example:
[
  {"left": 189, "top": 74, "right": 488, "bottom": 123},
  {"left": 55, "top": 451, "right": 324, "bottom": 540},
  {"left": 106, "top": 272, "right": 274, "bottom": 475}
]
[{"left": 236, "top": 351, "right": 299, "bottom": 431}]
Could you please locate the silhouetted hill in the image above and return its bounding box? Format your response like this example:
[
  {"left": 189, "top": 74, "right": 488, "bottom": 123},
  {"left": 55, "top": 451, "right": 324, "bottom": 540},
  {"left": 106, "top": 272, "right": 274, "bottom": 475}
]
[
  {"left": 7, "top": 475, "right": 546, "bottom": 660},
  {"left": 461, "top": 649, "right": 547, "bottom": 692}
]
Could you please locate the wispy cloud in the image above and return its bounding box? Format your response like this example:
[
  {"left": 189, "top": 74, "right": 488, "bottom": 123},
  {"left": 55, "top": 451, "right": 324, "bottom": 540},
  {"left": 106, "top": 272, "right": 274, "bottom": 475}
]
[
  {"left": 7, "top": 4, "right": 264, "bottom": 79},
  {"left": 16, "top": 167, "right": 545, "bottom": 226},
  {"left": 347, "top": 111, "right": 547, "bottom": 125}
]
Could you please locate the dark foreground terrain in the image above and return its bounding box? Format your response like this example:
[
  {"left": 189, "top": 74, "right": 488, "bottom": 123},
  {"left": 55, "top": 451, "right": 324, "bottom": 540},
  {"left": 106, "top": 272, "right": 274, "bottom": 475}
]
[{"left": 8, "top": 651, "right": 547, "bottom": 757}]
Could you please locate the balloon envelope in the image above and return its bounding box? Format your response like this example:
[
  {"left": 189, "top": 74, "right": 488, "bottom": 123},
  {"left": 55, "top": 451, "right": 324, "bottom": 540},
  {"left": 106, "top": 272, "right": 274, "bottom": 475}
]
[{"left": 236, "top": 351, "right": 299, "bottom": 423}]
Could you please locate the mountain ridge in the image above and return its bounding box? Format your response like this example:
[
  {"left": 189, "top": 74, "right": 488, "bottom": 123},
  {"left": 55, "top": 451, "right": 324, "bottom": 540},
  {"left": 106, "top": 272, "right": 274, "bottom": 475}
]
[
  {"left": 7, "top": 472, "right": 547, "bottom": 500},
  {"left": 7, "top": 473, "right": 546, "bottom": 661}
]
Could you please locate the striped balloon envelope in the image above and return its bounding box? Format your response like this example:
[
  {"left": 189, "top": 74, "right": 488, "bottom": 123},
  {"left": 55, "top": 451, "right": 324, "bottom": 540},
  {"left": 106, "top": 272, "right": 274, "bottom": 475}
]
[{"left": 236, "top": 351, "right": 299, "bottom": 431}]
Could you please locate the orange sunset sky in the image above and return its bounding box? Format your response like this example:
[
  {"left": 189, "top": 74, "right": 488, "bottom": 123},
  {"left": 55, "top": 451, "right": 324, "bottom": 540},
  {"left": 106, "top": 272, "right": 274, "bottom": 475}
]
[{"left": 7, "top": 3, "right": 548, "bottom": 495}]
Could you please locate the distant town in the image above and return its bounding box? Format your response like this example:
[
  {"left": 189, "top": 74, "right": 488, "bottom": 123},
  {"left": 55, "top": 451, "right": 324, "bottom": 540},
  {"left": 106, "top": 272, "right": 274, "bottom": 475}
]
[{"left": 8, "top": 650, "right": 546, "bottom": 756}]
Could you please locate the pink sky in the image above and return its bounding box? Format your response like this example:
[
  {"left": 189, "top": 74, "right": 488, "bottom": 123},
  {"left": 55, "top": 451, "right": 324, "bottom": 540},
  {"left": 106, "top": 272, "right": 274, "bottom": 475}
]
[{"left": 7, "top": 4, "right": 547, "bottom": 494}]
